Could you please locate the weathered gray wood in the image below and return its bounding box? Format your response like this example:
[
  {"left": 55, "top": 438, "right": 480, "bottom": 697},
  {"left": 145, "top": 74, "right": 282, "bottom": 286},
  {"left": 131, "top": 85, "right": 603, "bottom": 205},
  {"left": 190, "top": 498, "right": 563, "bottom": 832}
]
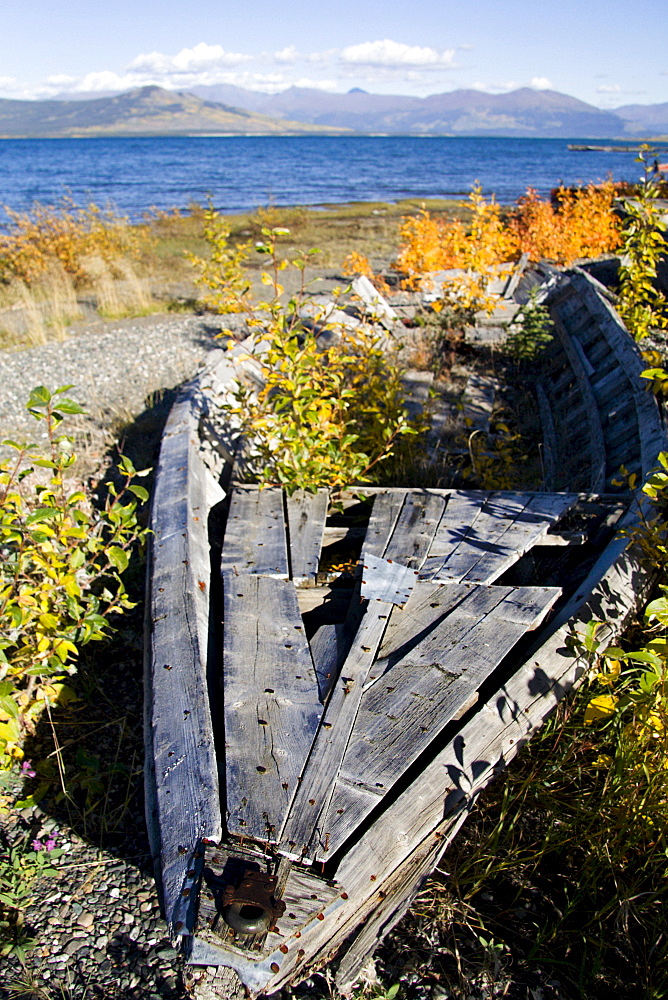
[
  {"left": 502, "top": 251, "right": 529, "bottom": 300},
  {"left": 315, "top": 583, "right": 559, "bottom": 857},
  {"left": 310, "top": 623, "right": 347, "bottom": 702},
  {"left": 571, "top": 271, "right": 666, "bottom": 479},
  {"left": 420, "top": 492, "right": 550, "bottom": 584},
  {"left": 383, "top": 491, "right": 447, "bottom": 568},
  {"left": 360, "top": 552, "right": 420, "bottom": 606},
  {"left": 278, "top": 601, "right": 393, "bottom": 859},
  {"left": 220, "top": 485, "right": 289, "bottom": 578},
  {"left": 549, "top": 308, "right": 606, "bottom": 492},
  {"left": 145, "top": 388, "right": 225, "bottom": 935},
  {"left": 334, "top": 823, "right": 453, "bottom": 992},
  {"left": 335, "top": 524, "right": 647, "bottom": 908},
  {"left": 361, "top": 490, "right": 407, "bottom": 560},
  {"left": 351, "top": 275, "right": 399, "bottom": 325},
  {"left": 450, "top": 492, "right": 577, "bottom": 584},
  {"left": 535, "top": 384, "right": 557, "bottom": 491},
  {"left": 286, "top": 489, "right": 329, "bottom": 586},
  {"left": 223, "top": 574, "right": 322, "bottom": 841}
]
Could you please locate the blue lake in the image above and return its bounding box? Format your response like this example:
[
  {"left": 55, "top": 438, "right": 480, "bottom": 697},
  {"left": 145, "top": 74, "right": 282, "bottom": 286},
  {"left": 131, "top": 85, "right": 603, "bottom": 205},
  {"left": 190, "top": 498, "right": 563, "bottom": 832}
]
[{"left": 0, "top": 135, "right": 650, "bottom": 222}]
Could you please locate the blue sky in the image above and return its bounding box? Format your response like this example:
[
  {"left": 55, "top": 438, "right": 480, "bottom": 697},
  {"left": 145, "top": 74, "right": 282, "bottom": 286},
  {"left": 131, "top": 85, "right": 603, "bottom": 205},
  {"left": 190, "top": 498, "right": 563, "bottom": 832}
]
[{"left": 1, "top": 0, "right": 666, "bottom": 106}]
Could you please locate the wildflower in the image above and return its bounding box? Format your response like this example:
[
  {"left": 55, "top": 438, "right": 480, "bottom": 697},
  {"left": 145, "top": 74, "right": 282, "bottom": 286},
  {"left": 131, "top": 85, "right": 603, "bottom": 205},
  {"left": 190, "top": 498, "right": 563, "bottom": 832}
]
[
  {"left": 21, "top": 760, "right": 37, "bottom": 778},
  {"left": 32, "top": 835, "right": 57, "bottom": 852}
]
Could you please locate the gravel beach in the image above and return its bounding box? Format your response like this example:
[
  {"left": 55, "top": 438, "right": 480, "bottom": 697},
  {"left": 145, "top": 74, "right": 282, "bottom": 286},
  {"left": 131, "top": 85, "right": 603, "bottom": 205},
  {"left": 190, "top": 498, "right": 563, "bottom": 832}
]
[
  {"left": 0, "top": 314, "right": 228, "bottom": 1000},
  {"left": 0, "top": 314, "right": 230, "bottom": 448}
]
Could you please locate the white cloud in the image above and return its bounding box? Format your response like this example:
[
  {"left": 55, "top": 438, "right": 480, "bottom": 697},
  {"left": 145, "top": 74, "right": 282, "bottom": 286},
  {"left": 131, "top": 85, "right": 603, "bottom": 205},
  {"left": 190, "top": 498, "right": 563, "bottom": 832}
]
[
  {"left": 472, "top": 80, "right": 519, "bottom": 93},
  {"left": 274, "top": 46, "right": 298, "bottom": 64},
  {"left": 129, "top": 43, "right": 252, "bottom": 76},
  {"left": 530, "top": 76, "right": 553, "bottom": 90},
  {"left": 0, "top": 75, "right": 21, "bottom": 96},
  {"left": 340, "top": 39, "right": 456, "bottom": 68},
  {"left": 596, "top": 83, "right": 622, "bottom": 93}
]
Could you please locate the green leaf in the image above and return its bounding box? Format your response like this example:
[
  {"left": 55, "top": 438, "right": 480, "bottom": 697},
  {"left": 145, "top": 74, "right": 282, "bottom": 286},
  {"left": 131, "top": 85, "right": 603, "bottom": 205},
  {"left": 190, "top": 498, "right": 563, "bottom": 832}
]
[
  {"left": 0, "top": 696, "right": 19, "bottom": 720},
  {"left": 129, "top": 485, "right": 149, "bottom": 502},
  {"left": 107, "top": 546, "right": 129, "bottom": 572},
  {"left": 27, "top": 386, "right": 51, "bottom": 408},
  {"left": 25, "top": 507, "right": 59, "bottom": 525},
  {"left": 53, "top": 399, "right": 84, "bottom": 415}
]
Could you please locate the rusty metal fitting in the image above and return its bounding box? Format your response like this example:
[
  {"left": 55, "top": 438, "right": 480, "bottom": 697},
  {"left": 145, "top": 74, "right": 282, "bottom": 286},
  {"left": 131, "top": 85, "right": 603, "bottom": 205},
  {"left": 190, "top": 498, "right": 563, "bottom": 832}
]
[{"left": 220, "top": 870, "right": 286, "bottom": 936}]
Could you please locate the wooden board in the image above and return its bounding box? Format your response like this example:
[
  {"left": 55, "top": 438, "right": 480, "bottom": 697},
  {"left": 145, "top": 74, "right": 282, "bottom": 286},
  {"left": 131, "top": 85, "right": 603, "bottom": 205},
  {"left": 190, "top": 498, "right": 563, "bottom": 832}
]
[
  {"left": 145, "top": 382, "right": 225, "bottom": 934},
  {"left": 419, "top": 492, "right": 575, "bottom": 585},
  {"left": 220, "top": 485, "right": 289, "bottom": 578},
  {"left": 314, "top": 582, "right": 560, "bottom": 857},
  {"left": 277, "top": 601, "right": 393, "bottom": 860},
  {"left": 361, "top": 490, "right": 408, "bottom": 560},
  {"left": 222, "top": 573, "right": 322, "bottom": 841},
  {"left": 383, "top": 491, "right": 447, "bottom": 568},
  {"left": 286, "top": 489, "right": 329, "bottom": 586},
  {"left": 334, "top": 518, "right": 646, "bottom": 908}
]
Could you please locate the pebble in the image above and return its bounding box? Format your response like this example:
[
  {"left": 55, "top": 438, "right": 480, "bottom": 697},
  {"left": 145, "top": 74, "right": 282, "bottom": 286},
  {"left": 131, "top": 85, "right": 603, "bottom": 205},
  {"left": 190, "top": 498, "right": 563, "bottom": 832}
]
[
  {"left": 64, "top": 939, "right": 87, "bottom": 957},
  {"left": 77, "top": 911, "right": 95, "bottom": 928}
]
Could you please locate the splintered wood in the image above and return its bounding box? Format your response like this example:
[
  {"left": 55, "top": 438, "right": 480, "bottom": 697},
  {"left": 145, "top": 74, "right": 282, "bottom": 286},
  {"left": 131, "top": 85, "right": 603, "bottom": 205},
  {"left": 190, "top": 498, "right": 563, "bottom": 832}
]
[{"left": 219, "top": 485, "right": 574, "bottom": 861}]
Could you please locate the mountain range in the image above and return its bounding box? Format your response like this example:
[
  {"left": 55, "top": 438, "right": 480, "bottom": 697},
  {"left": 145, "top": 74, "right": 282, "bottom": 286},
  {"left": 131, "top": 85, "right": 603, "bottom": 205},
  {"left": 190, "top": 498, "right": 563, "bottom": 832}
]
[
  {"left": 0, "top": 86, "right": 346, "bottom": 138},
  {"left": 1, "top": 84, "right": 667, "bottom": 139}
]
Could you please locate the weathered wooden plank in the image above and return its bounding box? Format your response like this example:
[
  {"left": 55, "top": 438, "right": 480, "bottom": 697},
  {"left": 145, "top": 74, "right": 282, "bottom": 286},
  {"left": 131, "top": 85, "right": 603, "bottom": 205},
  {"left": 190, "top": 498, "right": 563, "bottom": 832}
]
[
  {"left": 315, "top": 584, "right": 559, "bottom": 857},
  {"left": 572, "top": 272, "right": 666, "bottom": 479},
  {"left": 360, "top": 552, "right": 420, "bottom": 606},
  {"left": 223, "top": 574, "right": 322, "bottom": 841},
  {"left": 286, "top": 488, "right": 329, "bottom": 586},
  {"left": 335, "top": 518, "right": 647, "bottom": 910},
  {"left": 220, "top": 485, "right": 289, "bottom": 578},
  {"left": 278, "top": 601, "right": 393, "bottom": 859},
  {"left": 145, "top": 390, "right": 225, "bottom": 934},
  {"left": 383, "top": 491, "right": 447, "bottom": 568},
  {"left": 309, "top": 623, "right": 347, "bottom": 702},
  {"left": 549, "top": 308, "right": 606, "bottom": 491},
  {"left": 449, "top": 492, "right": 577, "bottom": 584},
  {"left": 361, "top": 490, "right": 407, "bottom": 560},
  {"left": 419, "top": 492, "right": 532, "bottom": 583},
  {"left": 334, "top": 823, "right": 453, "bottom": 993},
  {"left": 351, "top": 274, "right": 399, "bottom": 325},
  {"left": 535, "top": 384, "right": 557, "bottom": 490}
]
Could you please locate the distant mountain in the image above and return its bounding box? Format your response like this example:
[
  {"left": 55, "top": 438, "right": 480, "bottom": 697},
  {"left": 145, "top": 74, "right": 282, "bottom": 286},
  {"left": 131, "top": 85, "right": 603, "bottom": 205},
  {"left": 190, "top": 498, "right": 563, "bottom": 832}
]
[
  {"left": 190, "top": 84, "right": 631, "bottom": 137},
  {"left": 615, "top": 102, "right": 668, "bottom": 136},
  {"left": 0, "top": 85, "right": 349, "bottom": 137},
  {"left": 5, "top": 83, "right": 668, "bottom": 138}
]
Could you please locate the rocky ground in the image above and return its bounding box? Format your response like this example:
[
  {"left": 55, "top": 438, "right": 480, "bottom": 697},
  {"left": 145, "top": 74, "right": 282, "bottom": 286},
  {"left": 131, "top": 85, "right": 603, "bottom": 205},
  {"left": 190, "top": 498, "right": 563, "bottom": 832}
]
[{"left": 0, "top": 313, "right": 229, "bottom": 1000}]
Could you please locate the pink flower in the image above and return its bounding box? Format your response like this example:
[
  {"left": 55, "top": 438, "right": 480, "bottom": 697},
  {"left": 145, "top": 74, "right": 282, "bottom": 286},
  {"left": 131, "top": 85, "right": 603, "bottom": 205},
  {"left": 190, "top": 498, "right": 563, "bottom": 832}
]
[
  {"left": 32, "top": 835, "right": 57, "bottom": 852},
  {"left": 21, "top": 760, "right": 36, "bottom": 778}
]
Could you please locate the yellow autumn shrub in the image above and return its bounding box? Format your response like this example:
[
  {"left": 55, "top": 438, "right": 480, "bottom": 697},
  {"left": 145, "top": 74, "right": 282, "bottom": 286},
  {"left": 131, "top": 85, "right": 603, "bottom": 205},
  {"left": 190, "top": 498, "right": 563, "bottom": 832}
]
[{"left": 0, "top": 198, "right": 152, "bottom": 287}]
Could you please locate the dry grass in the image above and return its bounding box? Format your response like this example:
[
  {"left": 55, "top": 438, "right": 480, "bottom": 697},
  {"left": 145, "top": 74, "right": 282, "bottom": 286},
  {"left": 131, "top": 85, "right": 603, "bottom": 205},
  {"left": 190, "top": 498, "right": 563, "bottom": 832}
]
[{"left": 0, "top": 198, "right": 466, "bottom": 349}]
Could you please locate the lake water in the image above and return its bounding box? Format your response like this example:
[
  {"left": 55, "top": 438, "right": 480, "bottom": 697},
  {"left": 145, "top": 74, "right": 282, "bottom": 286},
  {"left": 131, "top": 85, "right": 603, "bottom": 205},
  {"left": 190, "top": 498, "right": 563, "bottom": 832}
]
[{"left": 0, "top": 135, "right": 649, "bottom": 222}]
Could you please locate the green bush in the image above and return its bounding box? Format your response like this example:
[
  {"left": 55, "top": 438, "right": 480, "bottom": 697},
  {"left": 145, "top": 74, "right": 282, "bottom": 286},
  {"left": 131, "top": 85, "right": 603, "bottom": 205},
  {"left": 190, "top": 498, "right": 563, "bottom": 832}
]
[{"left": 0, "top": 386, "right": 150, "bottom": 769}]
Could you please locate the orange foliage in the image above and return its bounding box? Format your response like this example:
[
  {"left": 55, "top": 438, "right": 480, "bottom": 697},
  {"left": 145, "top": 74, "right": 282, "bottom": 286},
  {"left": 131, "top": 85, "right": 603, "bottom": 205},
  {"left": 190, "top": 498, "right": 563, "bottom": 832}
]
[
  {"left": 0, "top": 198, "right": 152, "bottom": 286},
  {"left": 396, "top": 186, "right": 518, "bottom": 290},
  {"left": 508, "top": 181, "right": 621, "bottom": 264},
  {"left": 341, "top": 250, "right": 389, "bottom": 292},
  {"left": 396, "top": 182, "right": 622, "bottom": 289}
]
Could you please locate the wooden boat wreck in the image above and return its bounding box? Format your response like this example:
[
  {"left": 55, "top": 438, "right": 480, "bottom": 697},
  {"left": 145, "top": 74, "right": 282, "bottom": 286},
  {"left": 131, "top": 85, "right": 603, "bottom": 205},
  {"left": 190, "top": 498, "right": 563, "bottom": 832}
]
[{"left": 144, "top": 267, "right": 666, "bottom": 996}]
